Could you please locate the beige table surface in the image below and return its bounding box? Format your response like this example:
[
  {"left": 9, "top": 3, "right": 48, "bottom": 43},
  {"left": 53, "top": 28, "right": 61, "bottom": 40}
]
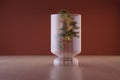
[{"left": 0, "top": 55, "right": 120, "bottom": 80}]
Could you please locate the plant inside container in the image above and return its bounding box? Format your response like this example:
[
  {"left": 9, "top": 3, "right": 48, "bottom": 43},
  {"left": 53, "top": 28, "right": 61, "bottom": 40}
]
[
  {"left": 51, "top": 9, "right": 81, "bottom": 60},
  {"left": 58, "top": 9, "right": 80, "bottom": 50}
]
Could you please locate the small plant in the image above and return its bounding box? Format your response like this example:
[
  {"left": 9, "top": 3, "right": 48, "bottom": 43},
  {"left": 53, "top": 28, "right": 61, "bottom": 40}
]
[
  {"left": 58, "top": 9, "right": 80, "bottom": 49},
  {"left": 59, "top": 9, "right": 79, "bottom": 41}
]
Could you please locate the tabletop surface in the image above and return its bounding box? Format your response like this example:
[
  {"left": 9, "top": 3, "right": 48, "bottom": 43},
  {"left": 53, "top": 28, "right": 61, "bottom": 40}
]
[{"left": 0, "top": 55, "right": 120, "bottom": 80}]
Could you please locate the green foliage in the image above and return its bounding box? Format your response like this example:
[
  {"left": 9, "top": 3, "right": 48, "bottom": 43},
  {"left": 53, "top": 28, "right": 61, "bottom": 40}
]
[
  {"left": 59, "top": 9, "right": 69, "bottom": 14},
  {"left": 59, "top": 9, "right": 79, "bottom": 41}
]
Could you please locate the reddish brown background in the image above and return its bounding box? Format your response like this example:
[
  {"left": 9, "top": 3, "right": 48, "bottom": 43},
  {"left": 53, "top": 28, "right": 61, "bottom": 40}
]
[{"left": 0, "top": 0, "right": 120, "bottom": 55}]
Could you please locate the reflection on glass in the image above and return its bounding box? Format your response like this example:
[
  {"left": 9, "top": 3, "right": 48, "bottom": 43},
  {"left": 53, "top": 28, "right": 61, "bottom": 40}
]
[{"left": 50, "top": 57, "right": 82, "bottom": 80}]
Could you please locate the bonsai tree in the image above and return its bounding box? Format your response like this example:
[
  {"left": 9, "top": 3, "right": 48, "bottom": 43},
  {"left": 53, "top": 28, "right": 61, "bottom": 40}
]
[{"left": 58, "top": 9, "right": 80, "bottom": 49}]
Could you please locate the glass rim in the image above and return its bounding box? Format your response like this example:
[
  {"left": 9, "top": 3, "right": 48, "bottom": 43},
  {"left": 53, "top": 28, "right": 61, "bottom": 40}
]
[{"left": 51, "top": 14, "right": 81, "bottom": 16}]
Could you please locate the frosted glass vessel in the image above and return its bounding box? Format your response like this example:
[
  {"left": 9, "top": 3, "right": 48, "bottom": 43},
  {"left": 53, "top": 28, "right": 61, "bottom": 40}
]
[{"left": 51, "top": 14, "right": 81, "bottom": 60}]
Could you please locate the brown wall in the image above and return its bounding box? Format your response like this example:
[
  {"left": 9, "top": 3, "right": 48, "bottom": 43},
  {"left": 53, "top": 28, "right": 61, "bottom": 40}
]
[{"left": 0, "top": 0, "right": 120, "bottom": 55}]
